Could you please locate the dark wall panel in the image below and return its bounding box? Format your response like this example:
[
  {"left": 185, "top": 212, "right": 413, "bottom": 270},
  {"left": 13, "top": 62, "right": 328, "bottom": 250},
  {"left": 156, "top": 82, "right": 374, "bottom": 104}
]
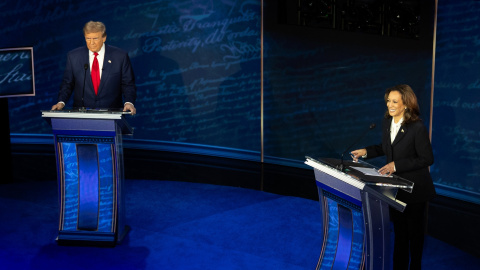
[
  {"left": 431, "top": 0, "right": 480, "bottom": 204},
  {"left": 263, "top": 1, "right": 434, "bottom": 165}
]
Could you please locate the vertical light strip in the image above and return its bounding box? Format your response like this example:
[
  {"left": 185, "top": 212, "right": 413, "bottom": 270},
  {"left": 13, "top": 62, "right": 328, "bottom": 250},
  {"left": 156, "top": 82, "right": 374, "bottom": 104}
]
[
  {"left": 77, "top": 144, "right": 100, "bottom": 231},
  {"left": 260, "top": 0, "right": 264, "bottom": 163},
  {"left": 429, "top": 0, "right": 438, "bottom": 140}
]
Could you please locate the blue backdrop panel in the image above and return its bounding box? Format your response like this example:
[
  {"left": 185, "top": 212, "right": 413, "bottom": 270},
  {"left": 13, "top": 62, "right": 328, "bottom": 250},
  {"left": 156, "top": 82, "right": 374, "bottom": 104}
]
[{"left": 430, "top": 0, "right": 480, "bottom": 204}]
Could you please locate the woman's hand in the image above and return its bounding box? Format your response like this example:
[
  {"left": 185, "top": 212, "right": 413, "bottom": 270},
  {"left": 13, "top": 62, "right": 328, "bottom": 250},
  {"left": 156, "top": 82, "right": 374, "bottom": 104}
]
[
  {"left": 350, "top": 149, "right": 367, "bottom": 162},
  {"left": 378, "top": 162, "right": 395, "bottom": 176}
]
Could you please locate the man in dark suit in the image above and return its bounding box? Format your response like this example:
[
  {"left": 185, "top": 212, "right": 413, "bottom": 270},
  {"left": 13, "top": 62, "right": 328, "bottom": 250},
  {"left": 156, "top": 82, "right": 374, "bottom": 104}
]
[
  {"left": 51, "top": 21, "right": 137, "bottom": 114},
  {"left": 352, "top": 84, "right": 435, "bottom": 270}
]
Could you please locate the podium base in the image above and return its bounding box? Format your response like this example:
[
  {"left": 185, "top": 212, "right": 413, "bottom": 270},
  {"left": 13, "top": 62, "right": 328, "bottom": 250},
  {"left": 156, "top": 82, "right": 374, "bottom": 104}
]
[{"left": 56, "top": 225, "right": 130, "bottom": 247}]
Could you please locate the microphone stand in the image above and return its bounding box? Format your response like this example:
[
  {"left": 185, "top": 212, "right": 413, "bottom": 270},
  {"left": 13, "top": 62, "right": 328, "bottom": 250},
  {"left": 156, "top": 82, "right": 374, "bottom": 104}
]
[
  {"left": 80, "top": 63, "right": 88, "bottom": 112},
  {"left": 337, "top": 123, "right": 376, "bottom": 172}
]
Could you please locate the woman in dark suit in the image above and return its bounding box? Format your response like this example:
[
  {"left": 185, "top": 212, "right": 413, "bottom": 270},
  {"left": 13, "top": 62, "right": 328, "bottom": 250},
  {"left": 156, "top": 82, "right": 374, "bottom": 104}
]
[{"left": 351, "top": 84, "right": 435, "bottom": 270}]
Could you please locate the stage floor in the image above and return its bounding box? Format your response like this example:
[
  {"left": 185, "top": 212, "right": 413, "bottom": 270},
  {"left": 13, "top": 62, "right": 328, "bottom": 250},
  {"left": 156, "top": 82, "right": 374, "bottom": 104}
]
[{"left": 0, "top": 179, "right": 478, "bottom": 269}]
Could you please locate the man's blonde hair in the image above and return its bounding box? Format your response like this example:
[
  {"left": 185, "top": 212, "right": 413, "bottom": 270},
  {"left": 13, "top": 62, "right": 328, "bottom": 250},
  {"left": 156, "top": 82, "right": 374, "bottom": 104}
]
[{"left": 83, "top": 21, "right": 106, "bottom": 37}]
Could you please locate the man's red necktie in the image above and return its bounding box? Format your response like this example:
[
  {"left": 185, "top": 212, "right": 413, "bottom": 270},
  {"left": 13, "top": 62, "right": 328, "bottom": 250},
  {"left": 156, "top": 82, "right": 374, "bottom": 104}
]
[{"left": 91, "top": 52, "right": 100, "bottom": 95}]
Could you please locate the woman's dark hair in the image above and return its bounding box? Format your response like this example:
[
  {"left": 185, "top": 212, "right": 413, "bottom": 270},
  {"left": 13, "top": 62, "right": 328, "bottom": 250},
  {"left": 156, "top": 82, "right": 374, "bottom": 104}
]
[{"left": 384, "top": 84, "right": 421, "bottom": 124}]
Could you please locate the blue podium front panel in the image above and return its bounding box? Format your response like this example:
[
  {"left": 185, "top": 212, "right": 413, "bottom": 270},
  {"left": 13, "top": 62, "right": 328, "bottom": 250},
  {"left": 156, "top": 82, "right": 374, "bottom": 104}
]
[
  {"left": 42, "top": 112, "right": 130, "bottom": 245},
  {"left": 58, "top": 136, "right": 116, "bottom": 234},
  {"left": 317, "top": 188, "right": 365, "bottom": 270},
  {"left": 305, "top": 157, "right": 407, "bottom": 270}
]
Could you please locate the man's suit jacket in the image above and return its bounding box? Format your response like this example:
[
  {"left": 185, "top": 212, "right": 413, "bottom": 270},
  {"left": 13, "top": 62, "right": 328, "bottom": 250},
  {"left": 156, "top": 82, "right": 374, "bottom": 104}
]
[
  {"left": 58, "top": 45, "right": 136, "bottom": 109},
  {"left": 365, "top": 117, "right": 436, "bottom": 204}
]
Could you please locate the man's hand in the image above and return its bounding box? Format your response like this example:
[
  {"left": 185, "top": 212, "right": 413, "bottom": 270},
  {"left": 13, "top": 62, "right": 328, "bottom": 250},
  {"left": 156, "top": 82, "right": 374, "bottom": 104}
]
[
  {"left": 51, "top": 102, "right": 65, "bottom": 111},
  {"left": 123, "top": 103, "right": 136, "bottom": 115}
]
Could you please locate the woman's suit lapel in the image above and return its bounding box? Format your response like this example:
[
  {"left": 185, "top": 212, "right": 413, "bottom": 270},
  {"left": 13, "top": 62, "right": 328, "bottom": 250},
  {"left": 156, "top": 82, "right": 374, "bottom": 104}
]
[
  {"left": 392, "top": 125, "right": 407, "bottom": 147},
  {"left": 385, "top": 117, "right": 409, "bottom": 162},
  {"left": 383, "top": 118, "right": 394, "bottom": 162}
]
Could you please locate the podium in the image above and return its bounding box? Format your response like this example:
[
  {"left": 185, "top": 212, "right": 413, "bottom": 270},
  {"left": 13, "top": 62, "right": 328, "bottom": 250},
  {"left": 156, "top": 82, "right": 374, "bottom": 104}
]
[
  {"left": 42, "top": 110, "right": 132, "bottom": 246},
  {"left": 305, "top": 156, "right": 413, "bottom": 270}
]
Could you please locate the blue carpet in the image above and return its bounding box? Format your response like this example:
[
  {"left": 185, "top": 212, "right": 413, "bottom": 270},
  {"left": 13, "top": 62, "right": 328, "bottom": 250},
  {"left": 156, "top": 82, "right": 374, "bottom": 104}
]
[{"left": 0, "top": 180, "right": 478, "bottom": 269}]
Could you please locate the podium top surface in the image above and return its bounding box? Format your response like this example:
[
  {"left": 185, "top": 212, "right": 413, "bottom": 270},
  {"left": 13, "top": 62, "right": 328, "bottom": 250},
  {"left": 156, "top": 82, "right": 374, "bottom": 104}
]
[
  {"left": 41, "top": 109, "right": 133, "bottom": 135},
  {"left": 305, "top": 156, "right": 414, "bottom": 192},
  {"left": 41, "top": 109, "right": 131, "bottom": 120}
]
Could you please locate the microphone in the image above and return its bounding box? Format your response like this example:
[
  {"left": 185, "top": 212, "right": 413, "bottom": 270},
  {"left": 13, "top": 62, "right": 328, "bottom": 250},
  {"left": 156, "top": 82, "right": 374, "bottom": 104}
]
[
  {"left": 337, "top": 123, "right": 376, "bottom": 172},
  {"left": 81, "top": 63, "right": 88, "bottom": 111}
]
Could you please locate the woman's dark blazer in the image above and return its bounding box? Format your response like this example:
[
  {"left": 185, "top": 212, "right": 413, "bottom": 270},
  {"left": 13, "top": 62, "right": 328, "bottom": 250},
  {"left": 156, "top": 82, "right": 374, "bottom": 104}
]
[{"left": 365, "top": 117, "right": 436, "bottom": 204}]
